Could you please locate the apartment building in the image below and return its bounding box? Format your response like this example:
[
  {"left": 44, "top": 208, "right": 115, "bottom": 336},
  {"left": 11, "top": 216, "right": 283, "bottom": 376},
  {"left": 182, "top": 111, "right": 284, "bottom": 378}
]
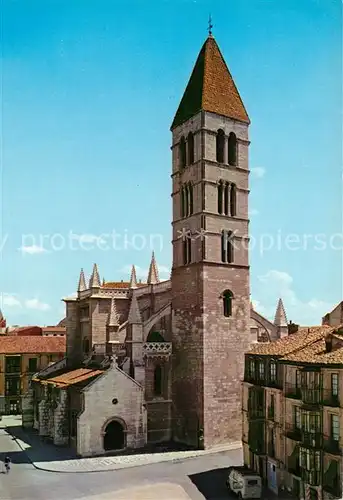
[
  {"left": 242, "top": 324, "right": 342, "bottom": 500},
  {"left": 0, "top": 336, "right": 65, "bottom": 416}
]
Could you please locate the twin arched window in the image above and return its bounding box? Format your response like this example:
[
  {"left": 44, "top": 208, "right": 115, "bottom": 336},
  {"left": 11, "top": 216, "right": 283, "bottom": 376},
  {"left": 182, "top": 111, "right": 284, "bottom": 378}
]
[
  {"left": 216, "top": 129, "right": 237, "bottom": 166},
  {"left": 223, "top": 290, "right": 233, "bottom": 317},
  {"left": 221, "top": 230, "right": 234, "bottom": 264},
  {"left": 181, "top": 183, "right": 193, "bottom": 218},
  {"left": 218, "top": 181, "right": 237, "bottom": 216},
  {"left": 179, "top": 132, "right": 195, "bottom": 168}
]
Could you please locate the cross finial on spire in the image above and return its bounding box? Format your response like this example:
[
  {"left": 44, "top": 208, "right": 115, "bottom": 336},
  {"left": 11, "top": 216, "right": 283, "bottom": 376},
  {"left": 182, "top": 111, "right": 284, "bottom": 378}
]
[{"left": 208, "top": 14, "right": 213, "bottom": 37}]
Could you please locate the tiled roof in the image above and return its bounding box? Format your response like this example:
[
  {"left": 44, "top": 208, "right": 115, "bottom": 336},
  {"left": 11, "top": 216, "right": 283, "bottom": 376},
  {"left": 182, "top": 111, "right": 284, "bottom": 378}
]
[
  {"left": 102, "top": 281, "right": 146, "bottom": 289},
  {"left": 37, "top": 367, "right": 104, "bottom": 388},
  {"left": 247, "top": 326, "right": 333, "bottom": 357},
  {"left": 171, "top": 35, "right": 249, "bottom": 129},
  {"left": 0, "top": 336, "right": 66, "bottom": 354},
  {"left": 41, "top": 327, "right": 66, "bottom": 333},
  {"left": 281, "top": 335, "right": 343, "bottom": 365}
]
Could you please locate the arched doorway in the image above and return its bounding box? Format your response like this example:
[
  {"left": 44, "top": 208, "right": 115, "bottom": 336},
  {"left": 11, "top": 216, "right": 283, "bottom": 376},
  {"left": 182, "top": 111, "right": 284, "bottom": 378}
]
[{"left": 103, "top": 419, "right": 126, "bottom": 451}]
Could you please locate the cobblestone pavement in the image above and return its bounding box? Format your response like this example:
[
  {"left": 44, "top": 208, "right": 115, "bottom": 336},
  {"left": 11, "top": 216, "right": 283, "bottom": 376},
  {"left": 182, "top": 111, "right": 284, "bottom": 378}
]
[
  {"left": 0, "top": 416, "right": 281, "bottom": 500},
  {"left": 4, "top": 416, "right": 241, "bottom": 472}
]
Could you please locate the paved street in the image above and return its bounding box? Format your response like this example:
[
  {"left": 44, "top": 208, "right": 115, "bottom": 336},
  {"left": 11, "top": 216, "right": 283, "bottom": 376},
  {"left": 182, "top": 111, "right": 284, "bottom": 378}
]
[{"left": 0, "top": 416, "right": 279, "bottom": 500}]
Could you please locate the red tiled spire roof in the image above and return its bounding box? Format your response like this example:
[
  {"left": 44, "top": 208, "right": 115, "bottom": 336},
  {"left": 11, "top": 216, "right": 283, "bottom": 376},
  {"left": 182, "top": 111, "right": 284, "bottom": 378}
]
[{"left": 171, "top": 35, "right": 250, "bottom": 129}]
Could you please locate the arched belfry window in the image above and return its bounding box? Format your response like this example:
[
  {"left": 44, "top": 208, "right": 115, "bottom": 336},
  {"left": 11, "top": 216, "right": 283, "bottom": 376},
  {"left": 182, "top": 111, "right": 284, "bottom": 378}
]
[
  {"left": 217, "top": 181, "right": 223, "bottom": 214},
  {"left": 189, "top": 183, "right": 194, "bottom": 215},
  {"left": 221, "top": 230, "right": 234, "bottom": 263},
  {"left": 185, "top": 184, "right": 190, "bottom": 216},
  {"left": 180, "top": 136, "right": 186, "bottom": 168},
  {"left": 228, "top": 132, "right": 237, "bottom": 166},
  {"left": 224, "top": 182, "right": 230, "bottom": 216},
  {"left": 223, "top": 290, "right": 233, "bottom": 317},
  {"left": 154, "top": 365, "right": 162, "bottom": 396},
  {"left": 181, "top": 186, "right": 185, "bottom": 218},
  {"left": 216, "top": 129, "right": 225, "bottom": 163},
  {"left": 187, "top": 132, "right": 194, "bottom": 165},
  {"left": 230, "top": 183, "right": 237, "bottom": 216}
]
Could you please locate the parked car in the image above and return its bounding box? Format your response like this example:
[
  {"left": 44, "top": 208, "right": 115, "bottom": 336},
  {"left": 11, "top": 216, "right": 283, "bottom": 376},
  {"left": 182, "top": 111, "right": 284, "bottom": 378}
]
[{"left": 225, "top": 466, "right": 262, "bottom": 499}]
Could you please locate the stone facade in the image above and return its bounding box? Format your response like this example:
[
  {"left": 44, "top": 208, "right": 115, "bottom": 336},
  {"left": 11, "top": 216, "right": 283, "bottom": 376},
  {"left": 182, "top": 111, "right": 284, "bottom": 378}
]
[{"left": 26, "top": 34, "right": 291, "bottom": 457}]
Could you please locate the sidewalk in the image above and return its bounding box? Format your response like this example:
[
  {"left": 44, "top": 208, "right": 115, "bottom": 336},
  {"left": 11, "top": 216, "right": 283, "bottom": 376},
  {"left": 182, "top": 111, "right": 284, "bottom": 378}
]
[{"left": 9, "top": 424, "right": 241, "bottom": 473}]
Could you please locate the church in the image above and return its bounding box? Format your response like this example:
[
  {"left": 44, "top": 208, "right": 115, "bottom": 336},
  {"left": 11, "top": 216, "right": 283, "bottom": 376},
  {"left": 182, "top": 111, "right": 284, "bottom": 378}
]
[{"left": 24, "top": 33, "right": 289, "bottom": 457}]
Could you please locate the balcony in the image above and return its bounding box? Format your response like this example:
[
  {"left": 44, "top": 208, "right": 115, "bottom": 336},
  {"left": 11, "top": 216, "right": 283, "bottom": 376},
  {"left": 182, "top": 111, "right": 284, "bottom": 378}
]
[
  {"left": 285, "top": 424, "right": 302, "bottom": 441},
  {"left": 322, "top": 390, "right": 340, "bottom": 407},
  {"left": 302, "top": 388, "right": 322, "bottom": 406},
  {"left": 301, "top": 431, "right": 323, "bottom": 449},
  {"left": 244, "top": 375, "right": 266, "bottom": 386},
  {"left": 285, "top": 383, "right": 302, "bottom": 399},
  {"left": 323, "top": 436, "right": 341, "bottom": 455},
  {"left": 301, "top": 469, "right": 321, "bottom": 486},
  {"left": 142, "top": 342, "right": 172, "bottom": 359}
]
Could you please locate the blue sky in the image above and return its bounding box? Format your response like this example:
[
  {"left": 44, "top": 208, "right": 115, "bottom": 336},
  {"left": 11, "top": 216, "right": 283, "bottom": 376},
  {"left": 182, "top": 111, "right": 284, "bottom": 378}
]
[{"left": 1, "top": 0, "right": 342, "bottom": 326}]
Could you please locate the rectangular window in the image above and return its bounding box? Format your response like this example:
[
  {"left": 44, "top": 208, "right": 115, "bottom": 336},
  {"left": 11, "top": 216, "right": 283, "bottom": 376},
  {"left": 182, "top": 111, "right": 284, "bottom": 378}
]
[
  {"left": 294, "top": 406, "right": 301, "bottom": 429},
  {"left": 296, "top": 370, "right": 301, "bottom": 388},
  {"left": 250, "top": 359, "right": 255, "bottom": 378},
  {"left": 269, "top": 361, "right": 277, "bottom": 381},
  {"left": 331, "top": 374, "right": 339, "bottom": 396},
  {"left": 302, "top": 411, "right": 321, "bottom": 433},
  {"left": 331, "top": 414, "right": 340, "bottom": 441},
  {"left": 28, "top": 358, "right": 38, "bottom": 373},
  {"left": 258, "top": 361, "right": 265, "bottom": 380},
  {"left": 299, "top": 448, "right": 321, "bottom": 471}
]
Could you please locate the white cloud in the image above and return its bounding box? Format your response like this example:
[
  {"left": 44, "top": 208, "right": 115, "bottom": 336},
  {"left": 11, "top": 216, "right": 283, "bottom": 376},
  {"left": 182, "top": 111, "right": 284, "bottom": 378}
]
[
  {"left": 25, "top": 298, "right": 51, "bottom": 311},
  {"left": 0, "top": 293, "right": 51, "bottom": 312},
  {"left": 1, "top": 294, "right": 22, "bottom": 308},
  {"left": 253, "top": 269, "right": 332, "bottom": 325},
  {"left": 251, "top": 167, "right": 266, "bottom": 178},
  {"left": 249, "top": 208, "right": 259, "bottom": 216},
  {"left": 19, "top": 244, "right": 47, "bottom": 254}
]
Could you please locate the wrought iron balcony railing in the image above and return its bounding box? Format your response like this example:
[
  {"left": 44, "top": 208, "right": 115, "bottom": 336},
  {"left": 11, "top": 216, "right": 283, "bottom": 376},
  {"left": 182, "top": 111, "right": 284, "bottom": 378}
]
[
  {"left": 301, "top": 431, "right": 323, "bottom": 449},
  {"left": 301, "top": 469, "right": 321, "bottom": 487},
  {"left": 302, "top": 388, "right": 322, "bottom": 405}
]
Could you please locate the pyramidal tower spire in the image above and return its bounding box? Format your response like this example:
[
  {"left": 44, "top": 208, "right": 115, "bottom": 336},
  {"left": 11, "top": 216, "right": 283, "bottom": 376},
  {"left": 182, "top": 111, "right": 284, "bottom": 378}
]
[
  {"left": 89, "top": 263, "right": 101, "bottom": 288},
  {"left": 129, "top": 265, "right": 138, "bottom": 289},
  {"left": 78, "top": 268, "right": 87, "bottom": 292},
  {"left": 128, "top": 294, "right": 142, "bottom": 324},
  {"left": 274, "top": 298, "right": 288, "bottom": 327},
  {"left": 147, "top": 252, "right": 159, "bottom": 285},
  {"left": 108, "top": 297, "right": 120, "bottom": 327},
  {"left": 171, "top": 34, "right": 249, "bottom": 130}
]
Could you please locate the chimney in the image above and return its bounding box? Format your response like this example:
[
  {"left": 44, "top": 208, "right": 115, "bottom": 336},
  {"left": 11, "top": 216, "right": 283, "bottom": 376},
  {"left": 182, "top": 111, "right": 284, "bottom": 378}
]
[
  {"left": 325, "top": 335, "right": 333, "bottom": 353},
  {"left": 288, "top": 321, "right": 299, "bottom": 335}
]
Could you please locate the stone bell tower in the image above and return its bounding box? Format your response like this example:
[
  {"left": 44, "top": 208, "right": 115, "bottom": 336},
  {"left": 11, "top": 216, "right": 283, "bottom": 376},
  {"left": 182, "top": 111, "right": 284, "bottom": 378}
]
[{"left": 171, "top": 32, "right": 251, "bottom": 448}]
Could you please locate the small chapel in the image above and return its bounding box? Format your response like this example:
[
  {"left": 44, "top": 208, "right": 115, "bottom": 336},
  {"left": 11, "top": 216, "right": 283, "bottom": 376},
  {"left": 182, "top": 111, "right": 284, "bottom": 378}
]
[{"left": 24, "top": 32, "right": 289, "bottom": 457}]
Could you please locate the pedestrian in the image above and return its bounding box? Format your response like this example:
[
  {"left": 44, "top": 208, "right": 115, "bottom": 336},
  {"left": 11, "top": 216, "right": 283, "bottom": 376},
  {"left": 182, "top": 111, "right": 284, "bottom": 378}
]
[{"left": 4, "top": 455, "right": 11, "bottom": 473}]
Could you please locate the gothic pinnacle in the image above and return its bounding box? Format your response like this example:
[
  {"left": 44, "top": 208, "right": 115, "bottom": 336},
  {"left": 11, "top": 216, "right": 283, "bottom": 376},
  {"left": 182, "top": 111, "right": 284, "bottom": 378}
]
[
  {"left": 78, "top": 268, "right": 87, "bottom": 292},
  {"left": 147, "top": 251, "right": 159, "bottom": 285},
  {"left": 129, "top": 265, "right": 138, "bottom": 289},
  {"left": 89, "top": 263, "right": 101, "bottom": 288}
]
